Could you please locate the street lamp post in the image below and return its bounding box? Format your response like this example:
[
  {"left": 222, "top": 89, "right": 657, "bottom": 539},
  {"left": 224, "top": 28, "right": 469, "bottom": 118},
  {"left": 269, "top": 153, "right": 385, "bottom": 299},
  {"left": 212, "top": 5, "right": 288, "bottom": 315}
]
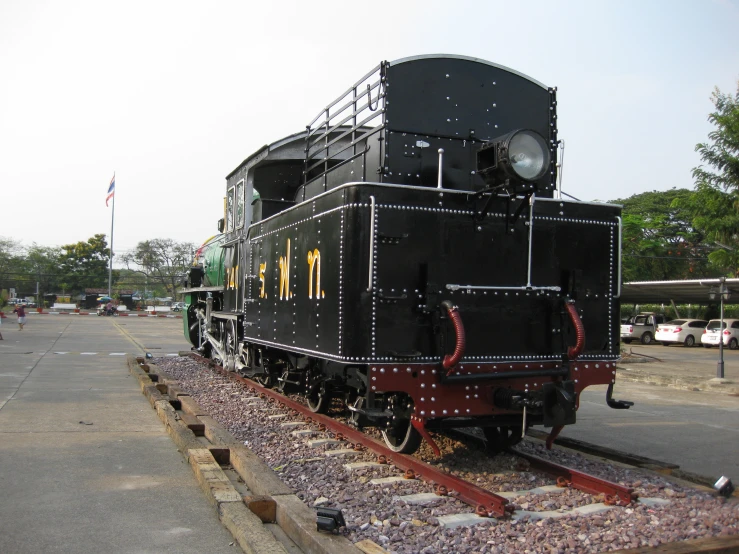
[{"left": 709, "top": 277, "right": 730, "bottom": 379}]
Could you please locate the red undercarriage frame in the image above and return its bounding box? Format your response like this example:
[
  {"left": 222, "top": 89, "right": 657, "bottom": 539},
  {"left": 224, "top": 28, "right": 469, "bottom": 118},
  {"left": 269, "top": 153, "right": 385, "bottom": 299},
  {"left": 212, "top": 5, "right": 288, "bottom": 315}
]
[{"left": 370, "top": 359, "right": 618, "bottom": 455}]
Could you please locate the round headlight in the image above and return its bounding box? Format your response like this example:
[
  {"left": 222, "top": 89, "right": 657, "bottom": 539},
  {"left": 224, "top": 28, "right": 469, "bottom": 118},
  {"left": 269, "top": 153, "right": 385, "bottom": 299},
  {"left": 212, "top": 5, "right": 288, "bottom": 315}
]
[
  {"left": 476, "top": 128, "right": 551, "bottom": 188},
  {"left": 508, "top": 130, "right": 549, "bottom": 181}
]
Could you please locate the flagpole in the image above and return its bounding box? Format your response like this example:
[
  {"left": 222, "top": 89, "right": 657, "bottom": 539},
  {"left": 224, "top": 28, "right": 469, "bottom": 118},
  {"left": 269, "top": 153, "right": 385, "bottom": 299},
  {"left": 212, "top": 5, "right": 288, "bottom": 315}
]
[{"left": 108, "top": 171, "right": 115, "bottom": 298}]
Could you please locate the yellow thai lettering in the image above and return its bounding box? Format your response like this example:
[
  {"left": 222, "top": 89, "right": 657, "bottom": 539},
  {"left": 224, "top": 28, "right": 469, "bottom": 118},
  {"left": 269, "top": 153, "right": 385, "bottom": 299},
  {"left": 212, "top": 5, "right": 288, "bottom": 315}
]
[
  {"left": 227, "top": 266, "right": 238, "bottom": 290},
  {"left": 259, "top": 262, "right": 267, "bottom": 298},
  {"left": 307, "top": 248, "right": 322, "bottom": 299},
  {"left": 279, "top": 238, "right": 291, "bottom": 300}
]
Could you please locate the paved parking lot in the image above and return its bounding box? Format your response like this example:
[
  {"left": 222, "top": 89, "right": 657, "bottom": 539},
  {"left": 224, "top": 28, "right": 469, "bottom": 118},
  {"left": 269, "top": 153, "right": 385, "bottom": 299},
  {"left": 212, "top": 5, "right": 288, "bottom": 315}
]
[
  {"left": 564, "top": 340, "right": 739, "bottom": 480},
  {"left": 623, "top": 340, "right": 739, "bottom": 369},
  {"left": 0, "top": 314, "right": 235, "bottom": 554}
]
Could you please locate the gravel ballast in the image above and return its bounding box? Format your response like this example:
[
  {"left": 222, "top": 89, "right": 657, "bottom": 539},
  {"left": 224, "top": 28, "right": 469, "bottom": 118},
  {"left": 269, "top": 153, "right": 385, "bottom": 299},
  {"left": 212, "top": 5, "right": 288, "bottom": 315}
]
[{"left": 155, "top": 356, "right": 739, "bottom": 554}]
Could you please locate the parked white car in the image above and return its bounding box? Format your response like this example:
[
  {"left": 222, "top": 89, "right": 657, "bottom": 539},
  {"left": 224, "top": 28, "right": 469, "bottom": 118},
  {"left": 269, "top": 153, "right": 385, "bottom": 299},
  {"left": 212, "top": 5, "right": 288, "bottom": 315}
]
[
  {"left": 655, "top": 319, "right": 708, "bottom": 347},
  {"left": 701, "top": 318, "right": 739, "bottom": 350}
]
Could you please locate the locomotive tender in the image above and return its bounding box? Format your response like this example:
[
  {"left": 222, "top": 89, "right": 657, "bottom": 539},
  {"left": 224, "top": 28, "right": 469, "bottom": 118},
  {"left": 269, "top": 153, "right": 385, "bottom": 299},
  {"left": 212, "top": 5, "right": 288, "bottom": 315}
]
[{"left": 181, "top": 54, "right": 631, "bottom": 456}]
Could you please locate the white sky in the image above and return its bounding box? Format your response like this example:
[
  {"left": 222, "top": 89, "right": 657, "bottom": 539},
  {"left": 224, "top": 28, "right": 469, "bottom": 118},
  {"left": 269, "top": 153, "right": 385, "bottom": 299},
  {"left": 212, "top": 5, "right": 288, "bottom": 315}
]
[{"left": 1, "top": 0, "right": 738, "bottom": 261}]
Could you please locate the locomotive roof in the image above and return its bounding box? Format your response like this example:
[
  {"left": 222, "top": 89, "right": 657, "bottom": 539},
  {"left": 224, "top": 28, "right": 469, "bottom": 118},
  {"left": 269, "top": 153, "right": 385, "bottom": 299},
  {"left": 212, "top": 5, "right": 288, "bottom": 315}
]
[
  {"left": 225, "top": 125, "right": 375, "bottom": 181},
  {"left": 389, "top": 54, "right": 548, "bottom": 90},
  {"left": 225, "top": 129, "right": 307, "bottom": 180}
]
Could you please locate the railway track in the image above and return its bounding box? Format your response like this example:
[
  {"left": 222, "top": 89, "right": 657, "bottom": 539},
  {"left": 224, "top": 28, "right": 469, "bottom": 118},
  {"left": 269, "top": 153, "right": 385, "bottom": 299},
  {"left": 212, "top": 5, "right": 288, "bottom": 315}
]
[
  {"left": 191, "top": 353, "right": 637, "bottom": 519},
  {"left": 137, "top": 354, "right": 739, "bottom": 553}
]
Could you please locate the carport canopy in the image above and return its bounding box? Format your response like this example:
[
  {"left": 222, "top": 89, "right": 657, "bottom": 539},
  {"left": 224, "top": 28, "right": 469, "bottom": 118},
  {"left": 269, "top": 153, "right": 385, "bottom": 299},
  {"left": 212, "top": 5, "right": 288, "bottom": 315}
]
[{"left": 620, "top": 278, "right": 739, "bottom": 305}]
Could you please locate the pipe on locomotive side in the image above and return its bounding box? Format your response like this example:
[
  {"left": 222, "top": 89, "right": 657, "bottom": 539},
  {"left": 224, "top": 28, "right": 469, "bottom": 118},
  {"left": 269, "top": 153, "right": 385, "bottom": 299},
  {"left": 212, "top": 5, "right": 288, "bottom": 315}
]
[
  {"left": 441, "top": 300, "right": 466, "bottom": 374},
  {"left": 565, "top": 301, "right": 586, "bottom": 360}
]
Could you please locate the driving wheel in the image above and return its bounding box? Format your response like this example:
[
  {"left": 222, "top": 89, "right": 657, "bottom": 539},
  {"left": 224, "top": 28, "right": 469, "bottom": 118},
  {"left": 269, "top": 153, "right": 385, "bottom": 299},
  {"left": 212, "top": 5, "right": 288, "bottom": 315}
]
[
  {"left": 306, "top": 380, "right": 331, "bottom": 413},
  {"left": 381, "top": 393, "right": 422, "bottom": 454},
  {"left": 224, "top": 320, "right": 238, "bottom": 371},
  {"left": 381, "top": 419, "right": 422, "bottom": 454}
]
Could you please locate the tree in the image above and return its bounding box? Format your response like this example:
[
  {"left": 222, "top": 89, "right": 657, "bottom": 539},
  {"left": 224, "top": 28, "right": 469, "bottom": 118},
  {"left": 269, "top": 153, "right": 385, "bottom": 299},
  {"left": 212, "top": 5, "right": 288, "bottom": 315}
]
[
  {"left": 120, "top": 239, "right": 196, "bottom": 298},
  {"left": 674, "top": 83, "right": 739, "bottom": 276},
  {"left": 22, "top": 245, "right": 63, "bottom": 306},
  {"left": 609, "top": 189, "right": 710, "bottom": 281},
  {"left": 693, "top": 85, "right": 739, "bottom": 191},
  {"left": 58, "top": 234, "right": 116, "bottom": 292},
  {"left": 0, "top": 237, "right": 23, "bottom": 294}
]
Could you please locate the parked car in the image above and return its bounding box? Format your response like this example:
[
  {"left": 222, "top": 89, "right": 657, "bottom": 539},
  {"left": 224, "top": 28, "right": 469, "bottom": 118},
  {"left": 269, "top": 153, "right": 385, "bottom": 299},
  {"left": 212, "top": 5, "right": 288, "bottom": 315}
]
[
  {"left": 621, "top": 312, "right": 668, "bottom": 345},
  {"left": 655, "top": 319, "right": 708, "bottom": 347},
  {"left": 701, "top": 319, "right": 739, "bottom": 349},
  {"left": 171, "top": 302, "right": 185, "bottom": 312}
]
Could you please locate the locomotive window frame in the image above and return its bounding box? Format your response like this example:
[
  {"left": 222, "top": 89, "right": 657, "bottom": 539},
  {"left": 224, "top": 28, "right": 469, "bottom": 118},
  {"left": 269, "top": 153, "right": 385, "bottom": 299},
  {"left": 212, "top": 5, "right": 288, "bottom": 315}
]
[
  {"left": 226, "top": 185, "right": 235, "bottom": 232},
  {"left": 235, "top": 179, "right": 245, "bottom": 230}
]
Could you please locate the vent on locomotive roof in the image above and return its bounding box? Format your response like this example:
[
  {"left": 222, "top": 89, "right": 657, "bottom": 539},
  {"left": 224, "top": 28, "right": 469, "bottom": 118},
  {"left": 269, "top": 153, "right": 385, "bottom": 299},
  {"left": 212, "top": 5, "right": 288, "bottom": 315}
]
[{"left": 301, "top": 55, "right": 558, "bottom": 197}]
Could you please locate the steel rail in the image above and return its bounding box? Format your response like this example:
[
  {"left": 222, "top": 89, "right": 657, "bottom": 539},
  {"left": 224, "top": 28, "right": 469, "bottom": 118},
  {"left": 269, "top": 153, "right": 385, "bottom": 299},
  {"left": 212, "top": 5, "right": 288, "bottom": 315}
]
[
  {"left": 513, "top": 449, "right": 637, "bottom": 506},
  {"left": 190, "top": 354, "right": 512, "bottom": 518}
]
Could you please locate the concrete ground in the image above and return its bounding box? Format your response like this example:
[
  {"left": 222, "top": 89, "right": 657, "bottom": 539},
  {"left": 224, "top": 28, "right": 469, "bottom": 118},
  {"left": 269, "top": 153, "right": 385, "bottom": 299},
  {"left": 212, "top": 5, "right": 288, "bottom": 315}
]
[
  {"left": 564, "top": 342, "right": 739, "bottom": 481},
  {"left": 564, "top": 382, "right": 739, "bottom": 480},
  {"left": 0, "top": 314, "right": 236, "bottom": 554}
]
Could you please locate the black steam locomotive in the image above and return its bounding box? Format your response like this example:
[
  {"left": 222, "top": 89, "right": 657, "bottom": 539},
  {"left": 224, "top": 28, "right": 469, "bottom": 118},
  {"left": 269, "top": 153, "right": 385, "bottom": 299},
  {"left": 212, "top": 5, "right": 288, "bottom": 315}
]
[{"left": 181, "top": 55, "right": 631, "bottom": 456}]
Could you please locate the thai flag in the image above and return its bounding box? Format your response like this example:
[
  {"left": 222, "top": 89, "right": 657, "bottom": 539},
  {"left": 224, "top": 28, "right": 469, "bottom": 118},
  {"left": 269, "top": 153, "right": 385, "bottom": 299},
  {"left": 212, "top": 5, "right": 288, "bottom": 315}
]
[{"left": 106, "top": 175, "right": 115, "bottom": 207}]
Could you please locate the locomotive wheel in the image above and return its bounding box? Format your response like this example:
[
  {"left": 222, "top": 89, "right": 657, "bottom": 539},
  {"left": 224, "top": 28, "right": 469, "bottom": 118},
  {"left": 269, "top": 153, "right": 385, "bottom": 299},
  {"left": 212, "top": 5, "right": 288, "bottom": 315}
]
[
  {"left": 306, "top": 381, "right": 331, "bottom": 413},
  {"left": 348, "top": 397, "right": 370, "bottom": 429},
  {"left": 211, "top": 320, "right": 226, "bottom": 366},
  {"left": 382, "top": 420, "right": 423, "bottom": 454},
  {"left": 224, "top": 320, "right": 238, "bottom": 372},
  {"left": 186, "top": 306, "right": 200, "bottom": 346},
  {"left": 255, "top": 372, "right": 275, "bottom": 388},
  {"left": 482, "top": 426, "right": 524, "bottom": 455},
  {"left": 381, "top": 393, "right": 422, "bottom": 454},
  {"left": 275, "top": 369, "right": 290, "bottom": 393},
  {"left": 236, "top": 344, "right": 250, "bottom": 375}
]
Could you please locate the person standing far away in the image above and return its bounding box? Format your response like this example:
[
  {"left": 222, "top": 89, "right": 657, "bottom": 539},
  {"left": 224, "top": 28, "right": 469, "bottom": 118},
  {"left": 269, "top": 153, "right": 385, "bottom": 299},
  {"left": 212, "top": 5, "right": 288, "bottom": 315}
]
[{"left": 13, "top": 303, "right": 26, "bottom": 330}]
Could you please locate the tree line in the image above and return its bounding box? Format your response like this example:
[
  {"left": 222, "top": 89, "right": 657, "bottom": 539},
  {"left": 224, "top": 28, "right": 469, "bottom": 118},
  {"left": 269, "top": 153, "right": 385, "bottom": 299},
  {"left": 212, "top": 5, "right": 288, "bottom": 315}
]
[{"left": 0, "top": 234, "right": 197, "bottom": 306}]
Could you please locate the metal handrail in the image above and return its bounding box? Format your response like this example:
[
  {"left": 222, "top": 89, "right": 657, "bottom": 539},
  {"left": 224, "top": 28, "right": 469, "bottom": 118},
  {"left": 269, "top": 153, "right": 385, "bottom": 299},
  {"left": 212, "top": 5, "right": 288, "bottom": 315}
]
[
  {"left": 304, "top": 126, "right": 382, "bottom": 176},
  {"left": 305, "top": 62, "right": 384, "bottom": 129},
  {"left": 306, "top": 103, "right": 383, "bottom": 156},
  {"left": 305, "top": 79, "right": 384, "bottom": 148},
  {"left": 303, "top": 62, "right": 387, "bottom": 187},
  {"left": 305, "top": 111, "right": 383, "bottom": 163},
  {"left": 302, "top": 147, "right": 371, "bottom": 191}
]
